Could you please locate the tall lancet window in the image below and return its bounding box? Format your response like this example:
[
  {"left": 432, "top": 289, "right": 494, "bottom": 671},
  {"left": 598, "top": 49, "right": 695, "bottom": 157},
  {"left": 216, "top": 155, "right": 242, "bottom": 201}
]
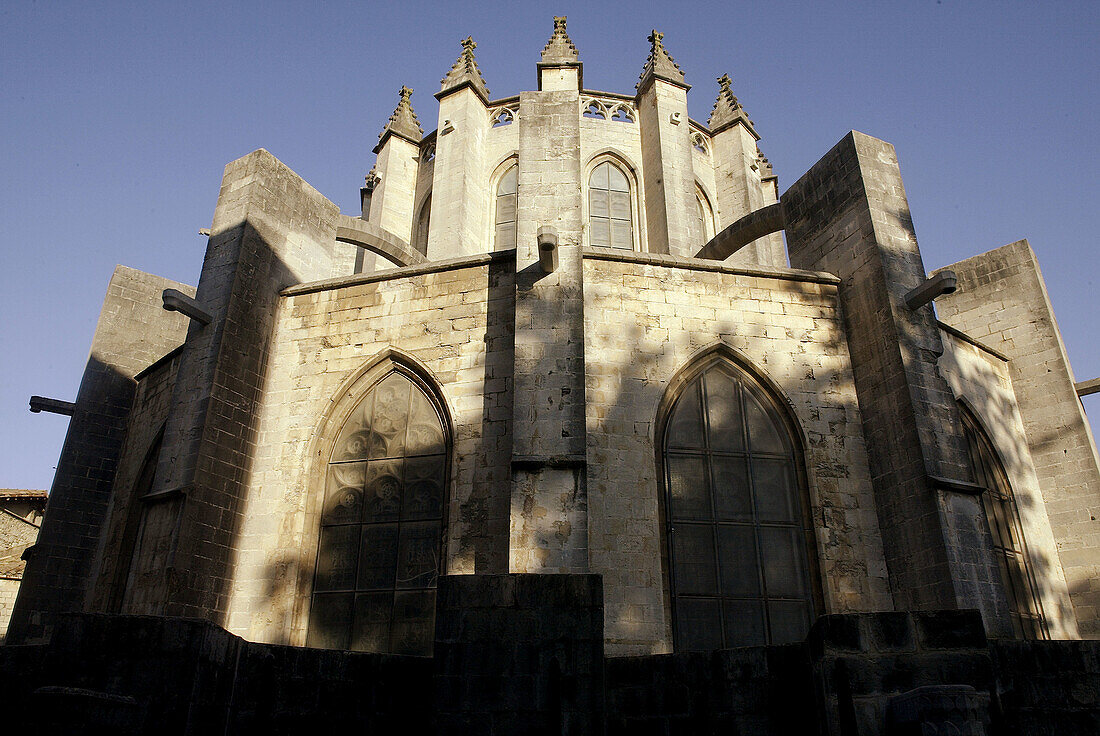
[
  {"left": 661, "top": 357, "right": 817, "bottom": 650},
  {"left": 307, "top": 369, "right": 448, "bottom": 655},
  {"left": 959, "top": 406, "right": 1047, "bottom": 639},
  {"left": 494, "top": 164, "right": 518, "bottom": 249},
  {"left": 588, "top": 161, "right": 633, "bottom": 249}
]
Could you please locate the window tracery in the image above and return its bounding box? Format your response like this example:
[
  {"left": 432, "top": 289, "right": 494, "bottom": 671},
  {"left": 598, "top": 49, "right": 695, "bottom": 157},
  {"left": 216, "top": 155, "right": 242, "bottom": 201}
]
[
  {"left": 691, "top": 131, "right": 709, "bottom": 155},
  {"left": 307, "top": 369, "right": 448, "bottom": 655},
  {"left": 489, "top": 106, "right": 517, "bottom": 128},
  {"left": 661, "top": 357, "right": 816, "bottom": 650}
]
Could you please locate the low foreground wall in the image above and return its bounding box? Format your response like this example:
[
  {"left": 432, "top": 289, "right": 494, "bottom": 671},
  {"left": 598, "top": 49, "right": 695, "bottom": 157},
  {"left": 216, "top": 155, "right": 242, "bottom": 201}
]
[{"left": 1, "top": 574, "right": 1097, "bottom": 735}]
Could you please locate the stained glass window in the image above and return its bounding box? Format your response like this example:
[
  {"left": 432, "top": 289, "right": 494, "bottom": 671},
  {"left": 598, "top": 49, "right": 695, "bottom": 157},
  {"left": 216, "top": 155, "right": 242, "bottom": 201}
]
[
  {"left": 663, "top": 360, "right": 815, "bottom": 650},
  {"left": 307, "top": 371, "right": 447, "bottom": 654},
  {"left": 960, "top": 407, "right": 1047, "bottom": 639},
  {"left": 588, "top": 161, "right": 633, "bottom": 249},
  {"left": 494, "top": 165, "right": 517, "bottom": 249}
]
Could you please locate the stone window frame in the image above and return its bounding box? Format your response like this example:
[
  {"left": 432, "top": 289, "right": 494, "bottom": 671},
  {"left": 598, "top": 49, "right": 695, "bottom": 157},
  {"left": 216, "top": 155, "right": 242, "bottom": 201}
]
[
  {"left": 654, "top": 344, "right": 823, "bottom": 651},
  {"left": 489, "top": 154, "right": 519, "bottom": 251},
  {"left": 413, "top": 192, "right": 431, "bottom": 255},
  {"left": 582, "top": 151, "right": 642, "bottom": 252},
  {"left": 294, "top": 349, "right": 454, "bottom": 651},
  {"left": 957, "top": 401, "right": 1049, "bottom": 640},
  {"left": 695, "top": 183, "right": 716, "bottom": 243}
]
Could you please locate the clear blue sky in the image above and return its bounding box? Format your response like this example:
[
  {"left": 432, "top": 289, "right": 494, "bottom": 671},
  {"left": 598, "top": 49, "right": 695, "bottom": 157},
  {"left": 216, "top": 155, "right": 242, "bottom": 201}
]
[{"left": 1, "top": 1, "right": 1097, "bottom": 490}]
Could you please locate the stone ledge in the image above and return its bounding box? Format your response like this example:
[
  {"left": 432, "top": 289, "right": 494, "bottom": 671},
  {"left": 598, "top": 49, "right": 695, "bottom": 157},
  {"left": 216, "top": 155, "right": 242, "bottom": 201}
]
[
  {"left": 282, "top": 249, "right": 517, "bottom": 297},
  {"left": 582, "top": 246, "right": 840, "bottom": 285}
]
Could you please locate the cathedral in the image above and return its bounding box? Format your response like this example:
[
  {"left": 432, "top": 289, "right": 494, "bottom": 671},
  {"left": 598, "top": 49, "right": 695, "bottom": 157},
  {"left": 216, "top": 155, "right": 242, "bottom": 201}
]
[{"left": 4, "top": 18, "right": 1099, "bottom": 735}]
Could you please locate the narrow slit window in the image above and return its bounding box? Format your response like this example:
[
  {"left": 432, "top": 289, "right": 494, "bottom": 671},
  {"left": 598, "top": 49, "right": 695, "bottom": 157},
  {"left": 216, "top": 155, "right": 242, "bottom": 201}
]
[{"left": 494, "top": 165, "right": 517, "bottom": 249}]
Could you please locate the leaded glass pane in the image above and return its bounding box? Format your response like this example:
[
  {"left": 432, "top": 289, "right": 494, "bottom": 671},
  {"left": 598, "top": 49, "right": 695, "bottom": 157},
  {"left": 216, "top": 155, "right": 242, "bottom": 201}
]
[
  {"left": 590, "top": 161, "right": 609, "bottom": 189},
  {"left": 390, "top": 590, "right": 436, "bottom": 655},
  {"left": 322, "top": 462, "right": 365, "bottom": 525},
  {"left": 608, "top": 164, "right": 629, "bottom": 191},
  {"left": 307, "top": 593, "right": 353, "bottom": 650},
  {"left": 704, "top": 369, "right": 743, "bottom": 451},
  {"left": 767, "top": 600, "right": 810, "bottom": 644},
  {"left": 672, "top": 524, "right": 718, "bottom": 596},
  {"left": 667, "top": 384, "right": 705, "bottom": 449},
  {"left": 723, "top": 599, "right": 766, "bottom": 647},
  {"left": 497, "top": 166, "right": 517, "bottom": 195},
  {"left": 350, "top": 592, "right": 391, "bottom": 652},
  {"left": 403, "top": 455, "right": 446, "bottom": 520},
  {"left": 315, "top": 525, "right": 359, "bottom": 591},
  {"left": 753, "top": 459, "right": 797, "bottom": 524},
  {"left": 396, "top": 521, "right": 441, "bottom": 589},
  {"left": 667, "top": 454, "right": 710, "bottom": 520},
  {"left": 589, "top": 188, "right": 609, "bottom": 218},
  {"left": 675, "top": 598, "right": 722, "bottom": 651},
  {"left": 357, "top": 524, "right": 398, "bottom": 589},
  {"left": 589, "top": 218, "right": 610, "bottom": 248},
  {"left": 495, "top": 195, "right": 516, "bottom": 224},
  {"left": 406, "top": 388, "right": 445, "bottom": 456},
  {"left": 332, "top": 392, "right": 376, "bottom": 462},
  {"left": 609, "top": 190, "right": 631, "bottom": 220},
  {"left": 712, "top": 455, "right": 752, "bottom": 521},
  {"left": 717, "top": 525, "right": 760, "bottom": 597},
  {"left": 760, "top": 527, "right": 809, "bottom": 599},
  {"left": 368, "top": 374, "right": 411, "bottom": 459},
  {"left": 745, "top": 388, "right": 787, "bottom": 454},
  {"left": 610, "top": 219, "right": 633, "bottom": 250},
  {"left": 363, "top": 459, "right": 403, "bottom": 523}
]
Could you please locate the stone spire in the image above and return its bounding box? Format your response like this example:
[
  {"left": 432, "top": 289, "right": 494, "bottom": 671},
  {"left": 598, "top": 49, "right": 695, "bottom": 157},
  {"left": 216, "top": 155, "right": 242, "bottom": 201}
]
[
  {"left": 439, "top": 36, "right": 490, "bottom": 101},
  {"left": 376, "top": 86, "right": 423, "bottom": 149},
  {"left": 637, "top": 29, "right": 688, "bottom": 91},
  {"left": 708, "top": 74, "right": 757, "bottom": 137},
  {"left": 540, "top": 16, "right": 579, "bottom": 64}
]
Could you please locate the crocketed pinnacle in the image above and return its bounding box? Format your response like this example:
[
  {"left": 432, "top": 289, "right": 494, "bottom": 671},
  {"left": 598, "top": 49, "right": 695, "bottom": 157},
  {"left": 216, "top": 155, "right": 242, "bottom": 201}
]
[
  {"left": 378, "top": 86, "right": 423, "bottom": 144},
  {"left": 540, "top": 16, "right": 579, "bottom": 64},
  {"left": 637, "top": 29, "right": 686, "bottom": 89},
  {"left": 708, "top": 74, "right": 756, "bottom": 136},
  {"left": 439, "top": 36, "right": 490, "bottom": 99}
]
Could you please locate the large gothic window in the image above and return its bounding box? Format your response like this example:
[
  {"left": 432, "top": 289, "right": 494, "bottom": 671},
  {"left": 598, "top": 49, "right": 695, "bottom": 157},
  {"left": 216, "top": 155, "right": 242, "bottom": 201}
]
[
  {"left": 959, "top": 406, "right": 1047, "bottom": 639},
  {"left": 307, "top": 370, "right": 448, "bottom": 655},
  {"left": 493, "top": 164, "right": 518, "bottom": 249},
  {"left": 662, "top": 358, "right": 816, "bottom": 650},
  {"left": 588, "top": 160, "right": 633, "bottom": 249}
]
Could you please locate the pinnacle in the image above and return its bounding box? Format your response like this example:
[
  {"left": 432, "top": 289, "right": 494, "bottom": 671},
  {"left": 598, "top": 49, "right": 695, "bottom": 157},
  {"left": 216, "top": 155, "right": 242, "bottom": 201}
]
[
  {"left": 708, "top": 74, "right": 756, "bottom": 136},
  {"left": 440, "top": 36, "right": 490, "bottom": 99},
  {"left": 637, "top": 29, "right": 686, "bottom": 89},
  {"left": 540, "top": 16, "right": 579, "bottom": 64},
  {"left": 378, "top": 85, "right": 423, "bottom": 145}
]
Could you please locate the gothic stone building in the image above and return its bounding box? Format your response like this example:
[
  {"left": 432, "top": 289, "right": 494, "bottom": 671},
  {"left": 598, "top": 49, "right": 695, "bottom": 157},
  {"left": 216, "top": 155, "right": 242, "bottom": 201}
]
[{"left": 5, "top": 19, "right": 1100, "bottom": 735}]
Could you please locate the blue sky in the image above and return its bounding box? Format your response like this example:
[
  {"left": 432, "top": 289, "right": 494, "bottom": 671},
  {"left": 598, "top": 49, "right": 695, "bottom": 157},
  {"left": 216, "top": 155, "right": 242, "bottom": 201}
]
[{"left": 1, "top": 1, "right": 1096, "bottom": 490}]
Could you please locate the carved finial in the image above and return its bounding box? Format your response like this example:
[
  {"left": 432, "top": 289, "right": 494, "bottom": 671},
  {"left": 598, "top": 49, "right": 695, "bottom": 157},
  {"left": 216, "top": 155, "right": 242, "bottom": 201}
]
[
  {"left": 364, "top": 166, "right": 381, "bottom": 191},
  {"left": 541, "top": 16, "right": 579, "bottom": 64},
  {"left": 756, "top": 149, "right": 774, "bottom": 177},
  {"left": 440, "top": 35, "right": 490, "bottom": 99},
  {"left": 377, "top": 85, "right": 423, "bottom": 145},
  {"left": 708, "top": 73, "right": 756, "bottom": 136},
  {"left": 637, "top": 28, "right": 686, "bottom": 90}
]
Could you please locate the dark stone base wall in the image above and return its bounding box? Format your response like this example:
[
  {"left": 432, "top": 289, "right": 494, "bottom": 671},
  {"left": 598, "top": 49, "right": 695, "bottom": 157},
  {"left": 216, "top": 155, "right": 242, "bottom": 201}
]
[{"left": 1, "top": 576, "right": 1097, "bottom": 735}]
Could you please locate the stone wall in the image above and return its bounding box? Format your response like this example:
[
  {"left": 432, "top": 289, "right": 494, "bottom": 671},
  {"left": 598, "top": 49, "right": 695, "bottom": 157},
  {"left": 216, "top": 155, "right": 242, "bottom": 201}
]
[
  {"left": 582, "top": 248, "right": 892, "bottom": 655},
  {"left": 225, "top": 253, "right": 515, "bottom": 645},
  {"left": 936, "top": 240, "right": 1100, "bottom": 637},
  {"left": 938, "top": 327, "right": 1078, "bottom": 637},
  {"left": 7, "top": 267, "right": 193, "bottom": 643}
]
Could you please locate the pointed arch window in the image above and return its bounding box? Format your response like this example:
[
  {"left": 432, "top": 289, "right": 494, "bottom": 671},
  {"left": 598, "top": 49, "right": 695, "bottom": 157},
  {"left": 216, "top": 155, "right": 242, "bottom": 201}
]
[
  {"left": 696, "top": 187, "right": 715, "bottom": 243},
  {"left": 959, "top": 406, "right": 1047, "bottom": 639},
  {"left": 414, "top": 195, "right": 431, "bottom": 255},
  {"left": 307, "top": 369, "right": 449, "bottom": 655},
  {"left": 661, "top": 357, "right": 816, "bottom": 650},
  {"left": 494, "top": 164, "right": 518, "bottom": 249},
  {"left": 588, "top": 160, "right": 633, "bottom": 249}
]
